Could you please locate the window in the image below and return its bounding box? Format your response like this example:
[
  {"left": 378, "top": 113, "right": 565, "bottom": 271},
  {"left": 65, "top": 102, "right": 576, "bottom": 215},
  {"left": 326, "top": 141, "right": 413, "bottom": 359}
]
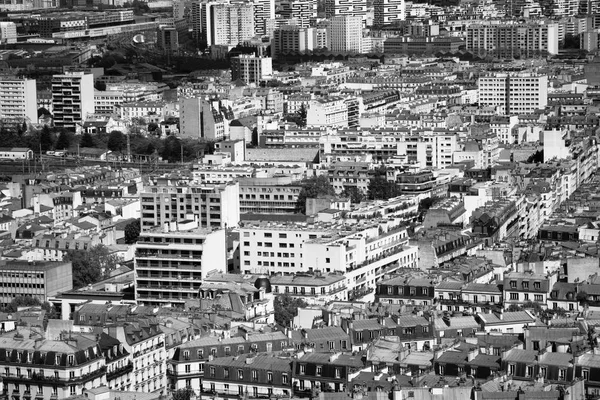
[
  {"left": 510, "top": 293, "right": 518, "bottom": 300},
  {"left": 209, "top": 367, "right": 215, "bottom": 377},
  {"left": 534, "top": 282, "right": 541, "bottom": 289},
  {"left": 583, "top": 369, "right": 590, "bottom": 380},
  {"left": 282, "top": 373, "right": 288, "bottom": 384},
  {"left": 335, "top": 368, "right": 341, "bottom": 378},
  {"left": 540, "top": 367, "right": 547, "bottom": 378},
  {"left": 439, "top": 365, "right": 445, "bottom": 375},
  {"left": 225, "top": 347, "right": 230, "bottom": 356},
  {"left": 532, "top": 341, "right": 540, "bottom": 351},
  {"left": 267, "top": 371, "right": 273, "bottom": 382},
  {"left": 238, "top": 387, "right": 244, "bottom": 396},
  {"left": 299, "top": 365, "right": 305, "bottom": 375},
  {"left": 534, "top": 294, "right": 543, "bottom": 302},
  {"left": 522, "top": 282, "right": 529, "bottom": 289},
  {"left": 252, "top": 370, "right": 258, "bottom": 381},
  {"left": 238, "top": 370, "right": 244, "bottom": 379},
  {"left": 508, "top": 364, "right": 515, "bottom": 375},
  {"left": 510, "top": 281, "right": 516, "bottom": 288},
  {"left": 526, "top": 366, "right": 533, "bottom": 377},
  {"left": 70, "top": 386, "right": 76, "bottom": 395},
  {"left": 316, "top": 366, "right": 322, "bottom": 376},
  {"left": 559, "top": 369, "right": 566, "bottom": 381},
  {"left": 185, "top": 365, "right": 191, "bottom": 373},
  {"left": 224, "top": 368, "right": 229, "bottom": 378}
]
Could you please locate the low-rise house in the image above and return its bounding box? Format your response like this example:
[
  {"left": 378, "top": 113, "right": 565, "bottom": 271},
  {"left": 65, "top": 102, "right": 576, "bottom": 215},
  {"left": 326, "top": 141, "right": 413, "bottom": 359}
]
[
  {"left": 375, "top": 276, "right": 436, "bottom": 306},
  {"left": 290, "top": 326, "right": 350, "bottom": 353},
  {"left": 434, "top": 315, "right": 480, "bottom": 340}
]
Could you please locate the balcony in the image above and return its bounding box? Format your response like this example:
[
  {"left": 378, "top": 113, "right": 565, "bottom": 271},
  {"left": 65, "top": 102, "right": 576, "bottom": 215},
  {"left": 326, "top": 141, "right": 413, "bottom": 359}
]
[{"left": 106, "top": 362, "right": 133, "bottom": 381}]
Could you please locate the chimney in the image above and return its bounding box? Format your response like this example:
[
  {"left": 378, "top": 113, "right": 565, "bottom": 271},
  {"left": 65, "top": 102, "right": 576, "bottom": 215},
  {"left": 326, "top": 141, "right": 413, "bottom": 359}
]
[
  {"left": 468, "top": 348, "right": 478, "bottom": 362},
  {"left": 245, "top": 356, "right": 254, "bottom": 364}
]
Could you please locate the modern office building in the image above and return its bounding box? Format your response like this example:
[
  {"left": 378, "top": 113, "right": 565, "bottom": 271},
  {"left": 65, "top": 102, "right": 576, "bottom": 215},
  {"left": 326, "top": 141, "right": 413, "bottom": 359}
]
[
  {"left": 134, "top": 222, "right": 227, "bottom": 307},
  {"left": 0, "top": 78, "right": 37, "bottom": 121},
  {"left": 0, "top": 260, "right": 73, "bottom": 307},
  {"left": 279, "top": 0, "right": 317, "bottom": 28},
  {"left": 230, "top": 55, "right": 273, "bottom": 84},
  {"left": 373, "top": 0, "right": 405, "bottom": 27},
  {"left": 478, "top": 74, "right": 549, "bottom": 115},
  {"left": 324, "top": 0, "right": 367, "bottom": 19},
  {"left": 327, "top": 15, "right": 363, "bottom": 53},
  {"left": 179, "top": 97, "right": 228, "bottom": 140},
  {"left": 466, "top": 22, "right": 559, "bottom": 57},
  {"left": 140, "top": 178, "right": 240, "bottom": 231},
  {"left": 51, "top": 72, "right": 94, "bottom": 130}
]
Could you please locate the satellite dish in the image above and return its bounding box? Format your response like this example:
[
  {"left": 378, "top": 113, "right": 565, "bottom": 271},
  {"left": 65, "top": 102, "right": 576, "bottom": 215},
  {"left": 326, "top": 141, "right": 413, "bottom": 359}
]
[{"left": 132, "top": 34, "right": 145, "bottom": 44}]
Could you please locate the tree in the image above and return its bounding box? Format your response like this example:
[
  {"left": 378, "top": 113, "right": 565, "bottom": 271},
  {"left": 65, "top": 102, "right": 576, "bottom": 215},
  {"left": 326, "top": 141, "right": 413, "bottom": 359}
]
[
  {"left": 55, "top": 131, "right": 71, "bottom": 150},
  {"left": 161, "top": 135, "right": 182, "bottom": 163},
  {"left": 172, "top": 388, "right": 195, "bottom": 400},
  {"left": 80, "top": 132, "right": 95, "bottom": 148},
  {"left": 274, "top": 294, "right": 308, "bottom": 327},
  {"left": 576, "top": 291, "right": 589, "bottom": 305},
  {"left": 40, "top": 125, "right": 54, "bottom": 152},
  {"left": 37, "top": 107, "right": 50, "bottom": 118},
  {"left": 3, "top": 296, "right": 41, "bottom": 313},
  {"left": 124, "top": 220, "right": 141, "bottom": 244},
  {"left": 295, "top": 175, "right": 336, "bottom": 214},
  {"left": 107, "top": 130, "right": 126, "bottom": 152},
  {"left": 147, "top": 122, "right": 159, "bottom": 134},
  {"left": 342, "top": 186, "right": 364, "bottom": 204},
  {"left": 368, "top": 167, "right": 399, "bottom": 200},
  {"left": 64, "top": 245, "right": 122, "bottom": 289}
]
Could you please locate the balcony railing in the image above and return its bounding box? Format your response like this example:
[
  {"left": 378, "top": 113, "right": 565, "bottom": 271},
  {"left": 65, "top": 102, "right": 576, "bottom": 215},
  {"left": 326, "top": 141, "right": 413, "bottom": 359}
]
[{"left": 106, "top": 362, "right": 133, "bottom": 381}]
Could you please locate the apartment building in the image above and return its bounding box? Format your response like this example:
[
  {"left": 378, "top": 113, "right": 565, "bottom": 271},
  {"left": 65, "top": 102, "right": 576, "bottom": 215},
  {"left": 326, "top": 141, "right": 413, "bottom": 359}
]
[
  {"left": 168, "top": 331, "right": 289, "bottom": 395},
  {"left": 478, "top": 74, "right": 548, "bottom": 115},
  {"left": 51, "top": 72, "right": 94, "bottom": 130},
  {"left": 253, "top": 0, "right": 275, "bottom": 35},
  {"left": 239, "top": 177, "right": 302, "bottom": 214},
  {"left": 139, "top": 178, "right": 240, "bottom": 232},
  {"left": 203, "top": 354, "right": 292, "bottom": 398},
  {"left": 0, "top": 78, "right": 37, "bottom": 121},
  {"left": 270, "top": 273, "right": 347, "bottom": 304},
  {"left": 272, "top": 25, "right": 319, "bottom": 60},
  {"left": 503, "top": 271, "right": 557, "bottom": 309},
  {"left": 93, "top": 91, "right": 123, "bottom": 115},
  {"left": 327, "top": 15, "right": 363, "bottom": 54},
  {"left": 231, "top": 56, "right": 273, "bottom": 85},
  {"left": 306, "top": 98, "right": 348, "bottom": 128},
  {"left": 0, "top": 335, "right": 107, "bottom": 400},
  {"left": 324, "top": 0, "right": 367, "bottom": 19},
  {"left": 134, "top": 222, "right": 227, "bottom": 307},
  {"left": 373, "top": 0, "right": 405, "bottom": 27},
  {"left": 0, "top": 21, "right": 17, "bottom": 44},
  {"left": 0, "top": 260, "right": 72, "bottom": 307},
  {"left": 466, "top": 22, "right": 559, "bottom": 57},
  {"left": 179, "top": 97, "right": 228, "bottom": 141},
  {"left": 279, "top": 0, "right": 317, "bottom": 28},
  {"left": 199, "top": 2, "right": 255, "bottom": 46}
]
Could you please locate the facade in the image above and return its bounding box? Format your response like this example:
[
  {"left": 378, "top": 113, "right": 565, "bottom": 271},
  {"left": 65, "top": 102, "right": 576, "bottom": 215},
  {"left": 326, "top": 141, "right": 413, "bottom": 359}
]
[
  {"left": 156, "top": 26, "right": 179, "bottom": 53},
  {"left": 503, "top": 271, "right": 557, "bottom": 309},
  {"left": 272, "top": 25, "right": 319, "bottom": 59},
  {"left": 478, "top": 74, "right": 548, "bottom": 115},
  {"left": 324, "top": 0, "right": 367, "bottom": 19},
  {"left": 327, "top": 15, "right": 363, "bottom": 54},
  {"left": 230, "top": 56, "right": 273, "bottom": 85},
  {"left": 0, "top": 22, "right": 17, "bottom": 44},
  {"left": 466, "top": 22, "right": 559, "bottom": 57},
  {"left": 139, "top": 179, "right": 240, "bottom": 231},
  {"left": 239, "top": 178, "right": 302, "bottom": 214},
  {"left": 202, "top": 354, "right": 292, "bottom": 399},
  {"left": 270, "top": 273, "right": 347, "bottom": 304},
  {"left": 201, "top": 2, "right": 255, "bottom": 46},
  {"left": 51, "top": 72, "right": 94, "bottom": 130},
  {"left": 179, "top": 97, "right": 227, "bottom": 141},
  {"left": 0, "top": 260, "right": 73, "bottom": 307},
  {"left": 134, "top": 225, "right": 227, "bottom": 307},
  {"left": 292, "top": 352, "right": 363, "bottom": 394},
  {"left": 0, "top": 335, "right": 107, "bottom": 400},
  {"left": 253, "top": 0, "right": 275, "bottom": 35},
  {"left": 0, "top": 78, "right": 37, "bottom": 121},
  {"left": 279, "top": 0, "right": 317, "bottom": 28},
  {"left": 306, "top": 98, "right": 348, "bottom": 127},
  {"left": 375, "top": 276, "right": 435, "bottom": 306},
  {"left": 373, "top": 0, "right": 405, "bottom": 27}
]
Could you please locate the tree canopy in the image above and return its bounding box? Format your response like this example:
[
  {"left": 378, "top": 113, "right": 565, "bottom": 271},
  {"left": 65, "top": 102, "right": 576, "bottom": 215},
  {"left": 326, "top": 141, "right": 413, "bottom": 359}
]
[
  {"left": 368, "top": 167, "right": 399, "bottom": 200},
  {"left": 124, "top": 220, "right": 141, "bottom": 244},
  {"left": 295, "top": 175, "right": 336, "bottom": 214},
  {"left": 274, "top": 294, "right": 308, "bottom": 327},
  {"left": 55, "top": 131, "right": 72, "bottom": 150},
  {"left": 107, "top": 130, "right": 127, "bottom": 152},
  {"left": 64, "top": 245, "right": 122, "bottom": 289},
  {"left": 79, "top": 132, "right": 95, "bottom": 148}
]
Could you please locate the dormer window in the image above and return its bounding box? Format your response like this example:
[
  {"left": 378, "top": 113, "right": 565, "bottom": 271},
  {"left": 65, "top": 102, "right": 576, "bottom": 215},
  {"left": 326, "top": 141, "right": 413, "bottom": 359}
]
[
  {"left": 510, "top": 281, "right": 516, "bottom": 288},
  {"left": 55, "top": 355, "right": 60, "bottom": 365},
  {"left": 534, "top": 282, "right": 541, "bottom": 290},
  {"left": 522, "top": 282, "right": 529, "bottom": 289}
]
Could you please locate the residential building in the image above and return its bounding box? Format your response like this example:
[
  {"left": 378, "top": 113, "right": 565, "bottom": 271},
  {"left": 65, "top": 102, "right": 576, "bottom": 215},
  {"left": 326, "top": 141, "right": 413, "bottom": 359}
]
[
  {"left": 0, "top": 260, "right": 72, "bottom": 307},
  {"left": 231, "top": 55, "right": 273, "bottom": 85},
  {"left": 279, "top": 0, "right": 316, "bottom": 28},
  {"left": 0, "top": 335, "right": 107, "bottom": 400},
  {"left": 373, "top": 0, "right": 405, "bottom": 27},
  {"left": 179, "top": 97, "right": 228, "bottom": 141},
  {"left": 238, "top": 178, "right": 302, "bottom": 214},
  {"left": 327, "top": 15, "right": 363, "bottom": 54},
  {"left": 202, "top": 354, "right": 292, "bottom": 398},
  {"left": 51, "top": 72, "right": 94, "bottom": 130},
  {"left": 0, "top": 78, "right": 37, "bottom": 121},
  {"left": 134, "top": 223, "right": 227, "bottom": 307},
  {"left": 478, "top": 74, "right": 548, "bottom": 115},
  {"left": 324, "top": 0, "right": 367, "bottom": 19},
  {"left": 168, "top": 331, "right": 289, "bottom": 395},
  {"left": 0, "top": 21, "right": 17, "bottom": 44},
  {"left": 503, "top": 271, "right": 557, "bottom": 309},
  {"left": 292, "top": 352, "right": 363, "bottom": 395},
  {"left": 375, "top": 276, "right": 435, "bottom": 306},
  {"left": 272, "top": 25, "right": 319, "bottom": 60},
  {"left": 200, "top": 2, "right": 255, "bottom": 46},
  {"left": 270, "top": 273, "right": 347, "bottom": 304},
  {"left": 139, "top": 178, "right": 240, "bottom": 231},
  {"left": 156, "top": 25, "right": 179, "bottom": 53},
  {"left": 306, "top": 98, "right": 348, "bottom": 128},
  {"left": 253, "top": 0, "right": 275, "bottom": 35},
  {"left": 466, "top": 22, "right": 559, "bottom": 57}
]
